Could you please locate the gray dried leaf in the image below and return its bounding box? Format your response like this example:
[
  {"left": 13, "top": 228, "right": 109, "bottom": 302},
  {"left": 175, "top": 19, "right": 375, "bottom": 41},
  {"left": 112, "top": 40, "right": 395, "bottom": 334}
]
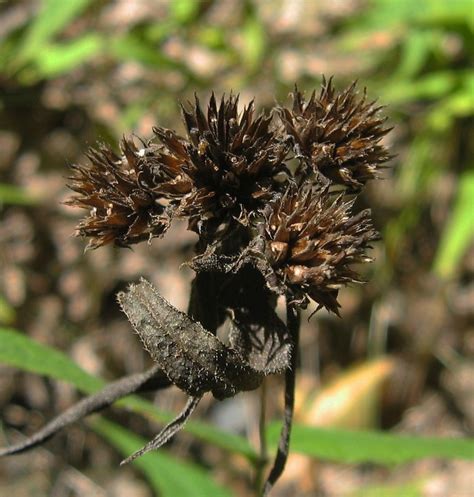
[
  {"left": 117, "top": 278, "right": 263, "bottom": 400},
  {"left": 229, "top": 307, "right": 291, "bottom": 374}
]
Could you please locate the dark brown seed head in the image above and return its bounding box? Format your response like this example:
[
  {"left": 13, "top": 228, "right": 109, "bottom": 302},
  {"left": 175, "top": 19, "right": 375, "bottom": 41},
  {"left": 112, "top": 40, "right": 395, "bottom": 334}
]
[
  {"left": 66, "top": 137, "right": 172, "bottom": 249},
  {"left": 278, "top": 77, "right": 391, "bottom": 190},
  {"left": 153, "top": 93, "right": 288, "bottom": 229},
  {"left": 261, "top": 184, "right": 379, "bottom": 314}
]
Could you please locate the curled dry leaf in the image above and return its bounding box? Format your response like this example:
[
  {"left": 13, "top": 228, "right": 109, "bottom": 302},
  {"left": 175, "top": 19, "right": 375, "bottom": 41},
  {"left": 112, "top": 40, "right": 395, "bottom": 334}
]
[{"left": 117, "top": 278, "right": 264, "bottom": 400}]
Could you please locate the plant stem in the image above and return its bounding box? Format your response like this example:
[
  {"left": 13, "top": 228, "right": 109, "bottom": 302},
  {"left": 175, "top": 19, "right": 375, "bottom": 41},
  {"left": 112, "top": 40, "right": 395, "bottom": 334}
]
[
  {"left": 255, "top": 377, "right": 268, "bottom": 494},
  {"left": 261, "top": 303, "right": 300, "bottom": 496}
]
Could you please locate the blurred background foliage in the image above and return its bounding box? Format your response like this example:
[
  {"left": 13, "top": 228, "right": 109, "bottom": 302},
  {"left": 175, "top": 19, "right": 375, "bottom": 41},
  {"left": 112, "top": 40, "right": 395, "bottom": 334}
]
[{"left": 0, "top": 1, "right": 473, "bottom": 496}]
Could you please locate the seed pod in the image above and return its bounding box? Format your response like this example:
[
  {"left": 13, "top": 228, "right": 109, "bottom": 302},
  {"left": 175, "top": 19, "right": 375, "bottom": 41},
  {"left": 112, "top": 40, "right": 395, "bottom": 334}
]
[
  {"left": 66, "top": 138, "right": 172, "bottom": 249},
  {"left": 258, "top": 184, "right": 379, "bottom": 314},
  {"left": 153, "top": 92, "right": 289, "bottom": 228},
  {"left": 278, "top": 78, "right": 391, "bottom": 190}
]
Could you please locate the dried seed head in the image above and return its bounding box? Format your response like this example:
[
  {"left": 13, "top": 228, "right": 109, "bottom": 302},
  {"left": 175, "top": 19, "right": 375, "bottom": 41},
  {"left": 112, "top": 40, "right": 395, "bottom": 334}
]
[
  {"left": 153, "top": 93, "right": 288, "bottom": 229},
  {"left": 278, "top": 77, "right": 391, "bottom": 190},
  {"left": 261, "top": 184, "right": 379, "bottom": 314},
  {"left": 66, "top": 138, "right": 172, "bottom": 249}
]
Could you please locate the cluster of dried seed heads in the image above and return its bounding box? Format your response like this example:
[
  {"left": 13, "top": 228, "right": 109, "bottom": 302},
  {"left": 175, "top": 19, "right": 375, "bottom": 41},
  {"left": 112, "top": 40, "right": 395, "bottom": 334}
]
[
  {"left": 3, "top": 78, "right": 391, "bottom": 496},
  {"left": 67, "top": 78, "right": 390, "bottom": 313}
]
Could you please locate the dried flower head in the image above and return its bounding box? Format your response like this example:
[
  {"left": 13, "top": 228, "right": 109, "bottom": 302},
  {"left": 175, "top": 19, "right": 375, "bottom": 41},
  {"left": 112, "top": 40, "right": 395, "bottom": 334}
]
[
  {"left": 5, "top": 79, "right": 393, "bottom": 497},
  {"left": 260, "top": 184, "right": 379, "bottom": 314},
  {"left": 153, "top": 93, "right": 288, "bottom": 229},
  {"left": 278, "top": 78, "right": 391, "bottom": 190},
  {"left": 66, "top": 138, "right": 172, "bottom": 249}
]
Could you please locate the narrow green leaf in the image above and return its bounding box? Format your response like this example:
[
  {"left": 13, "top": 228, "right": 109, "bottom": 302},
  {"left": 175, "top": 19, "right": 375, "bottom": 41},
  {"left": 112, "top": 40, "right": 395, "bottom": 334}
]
[
  {"left": 115, "top": 394, "right": 259, "bottom": 463},
  {"left": 347, "top": 0, "right": 472, "bottom": 29},
  {"left": 393, "top": 30, "right": 435, "bottom": 79},
  {"left": 92, "top": 418, "right": 233, "bottom": 497},
  {"left": 0, "top": 297, "right": 15, "bottom": 326},
  {"left": 268, "top": 423, "right": 474, "bottom": 465},
  {"left": 35, "top": 34, "right": 103, "bottom": 77},
  {"left": 241, "top": 14, "right": 266, "bottom": 72},
  {"left": 0, "top": 328, "right": 104, "bottom": 392},
  {"left": 382, "top": 72, "right": 456, "bottom": 104},
  {"left": 197, "top": 26, "right": 227, "bottom": 50},
  {"left": 416, "top": 0, "right": 474, "bottom": 26},
  {"left": 427, "top": 75, "right": 474, "bottom": 131},
  {"left": 342, "top": 0, "right": 417, "bottom": 32},
  {"left": 17, "top": 0, "right": 94, "bottom": 63},
  {"left": 0, "top": 184, "right": 38, "bottom": 206},
  {"left": 170, "top": 0, "right": 200, "bottom": 24},
  {"left": 349, "top": 479, "right": 424, "bottom": 497},
  {"left": 0, "top": 328, "right": 258, "bottom": 462},
  {"left": 433, "top": 172, "right": 474, "bottom": 280},
  {"left": 109, "top": 35, "right": 184, "bottom": 70}
]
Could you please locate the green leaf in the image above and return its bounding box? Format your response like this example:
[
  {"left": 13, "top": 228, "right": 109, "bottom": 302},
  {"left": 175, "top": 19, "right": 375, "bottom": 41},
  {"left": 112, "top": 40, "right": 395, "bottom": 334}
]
[
  {"left": 35, "top": 34, "right": 103, "bottom": 77},
  {"left": 241, "top": 14, "right": 266, "bottom": 72},
  {"left": 92, "top": 418, "right": 233, "bottom": 497},
  {"left": 0, "top": 184, "right": 38, "bottom": 206},
  {"left": 0, "top": 297, "right": 15, "bottom": 326},
  {"left": 268, "top": 423, "right": 474, "bottom": 465},
  {"left": 0, "top": 328, "right": 103, "bottom": 392},
  {"left": 109, "top": 34, "right": 185, "bottom": 70},
  {"left": 17, "top": 0, "right": 94, "bottom": 64},
  {"left": 427, "top": 75, "right": 474, "bottom": 131},
  {"left": 433, "top": 172, "right": 474, "bottom": 280},
  {"left": 114, "top": 394, "right": 259, "bottom": 463},
  {"left": 349, "top": 479, "right": 424, "bottom": 497},
  {"left": 170, "top": 0, "right": 201, "bottom": 24},
  {"left": 416, "top": 0, "right": 474, "bottom": 27},
  {"left": 0, "top": 328, "right": 258, "bottom": 462},
  {"left": 382, "top": 72, "right": 457, "bottom": 104},
  {"left": 350, "top": 0, "right": 472, "bottom": 29},
  {"left": 393, "top": 30, "right": 436, "bottom": 79}
]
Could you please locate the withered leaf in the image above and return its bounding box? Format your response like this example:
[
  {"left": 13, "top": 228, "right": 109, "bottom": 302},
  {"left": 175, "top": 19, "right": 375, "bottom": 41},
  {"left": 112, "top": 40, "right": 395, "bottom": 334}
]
[
  {"left": 117, "top": 278, "right": 263, "bottom": 400},
  {"left": 229, "top": 306, "right": 291, "bottom": 374}
]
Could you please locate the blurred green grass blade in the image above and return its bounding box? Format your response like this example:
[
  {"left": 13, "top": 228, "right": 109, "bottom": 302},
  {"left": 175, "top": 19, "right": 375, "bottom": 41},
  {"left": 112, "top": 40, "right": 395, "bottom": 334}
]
[
  {"left": 267, "top": 423, "right": 474, "bottom": 465},
  {"left": 35, "top": 34, "right": 103, "bottom": 77},
  {"left": 349, "top": 480, "right": 424, "bottom": 497},
  {"left": 0, "top": 36, "right": 20, "bottom": 73},
  {"left": 416, "top": 0, "right": 474, "bottom": 26},
  {"left": 427, "top": 74, "right": 474, "bottom": 131},
  {"left": 241, "top": 13, "right": 266, "bottom": 72},
  {"left": 382, "top": 71, "right": 457, "bottom": 104},
  {"left": 0, "top": 328, "right": 104, "bottom": 392},
  {"left": 351, "top": 0, "right": 472, "bottom": 28},
  {"left": 0, "top": 184, "right": 38, "bottom": 206},
  {"left": 170, "top": 0, "right": 201, "bottom": 24},
  {"left": 0, "top": 298, "right": 15, "bottom": 326},
  {"left": 197, "top": 26, "right": 227, "bottom": 50},
  {"left": 92, "top": 418, "right": 233, "bottom": 497},
  {"left": 0, "top": 328, "right": 258, "bottom": 462},
  {"left": 110, "top": 34, "right": 185, "bottom": 70},
  {"left": 17, "top": 0, "right": 93, "bottom": 63},
  {"left": 393, "top": 30, "right": 435, "bottom": 79},
  {"left": 433, "top": 172, "right": 474, "bottom": 280},
  {"left": 116, "top": 394, "right": 259, "bottom": 463},
  {"left": 355, "top": 0, "right": 416, "bottom": 27}
]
